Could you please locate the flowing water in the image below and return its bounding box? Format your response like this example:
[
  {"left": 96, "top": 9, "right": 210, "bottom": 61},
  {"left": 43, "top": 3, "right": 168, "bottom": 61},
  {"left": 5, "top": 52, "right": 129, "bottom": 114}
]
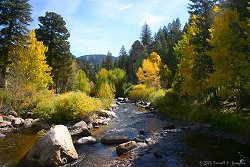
[{"left": 0, "top": 103, "right": 249, "bottom": 166}]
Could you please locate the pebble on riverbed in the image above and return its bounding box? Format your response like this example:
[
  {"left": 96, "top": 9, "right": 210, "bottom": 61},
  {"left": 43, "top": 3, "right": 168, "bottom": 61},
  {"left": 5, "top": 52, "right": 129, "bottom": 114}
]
[{"left": 0, "top": 133, "right": 6, "bottom": 138}]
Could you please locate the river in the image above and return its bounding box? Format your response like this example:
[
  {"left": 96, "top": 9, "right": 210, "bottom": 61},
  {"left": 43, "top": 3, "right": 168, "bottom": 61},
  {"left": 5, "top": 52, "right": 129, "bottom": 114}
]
[{"left": 0, "top": 103, "right": 249, "bottom": 166}]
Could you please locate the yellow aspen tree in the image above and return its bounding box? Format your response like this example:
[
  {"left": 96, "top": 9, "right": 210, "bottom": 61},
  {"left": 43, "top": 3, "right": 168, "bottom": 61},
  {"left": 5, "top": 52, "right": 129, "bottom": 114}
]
[
  {"left": 136, "top": 52, "right": 162, "bottom": 88},
  {"left": 9, "top": 30, "right": 53, "bottom": 90},
  {"left": 177, "top": 15, "right": 204, "bottom": 97},
  {"left": 207, "top": 9, "right": 248, "bottom": 98}
]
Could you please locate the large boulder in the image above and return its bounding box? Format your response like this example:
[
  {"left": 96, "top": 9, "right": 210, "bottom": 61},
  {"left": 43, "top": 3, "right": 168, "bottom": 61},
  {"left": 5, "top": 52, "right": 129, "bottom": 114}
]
[
  {"left": 101, "top": 135, "right": 130, "bottom": 145},
  {"left": 74, "top": 136, "right": 97, "bottom": 145},
  {"left": 116, "top": 141, "right": 138, "bottom": 155},
  {"left": 17, "top": 125, "right": 78, "bottom": 167},
  {"left": 69, "top": 121, "right": 91, "bottom": 136}
]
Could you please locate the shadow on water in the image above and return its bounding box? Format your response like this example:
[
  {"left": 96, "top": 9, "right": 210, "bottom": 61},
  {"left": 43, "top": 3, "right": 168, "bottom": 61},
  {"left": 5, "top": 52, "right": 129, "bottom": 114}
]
[{"left": 0, "top": 128, "right": 39, "bottom": 167}]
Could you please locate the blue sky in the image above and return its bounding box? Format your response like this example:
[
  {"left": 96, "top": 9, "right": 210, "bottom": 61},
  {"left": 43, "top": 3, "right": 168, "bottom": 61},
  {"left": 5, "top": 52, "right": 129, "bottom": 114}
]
[{"left": 29, "top": 0, "right": 190, "bottom": 57}]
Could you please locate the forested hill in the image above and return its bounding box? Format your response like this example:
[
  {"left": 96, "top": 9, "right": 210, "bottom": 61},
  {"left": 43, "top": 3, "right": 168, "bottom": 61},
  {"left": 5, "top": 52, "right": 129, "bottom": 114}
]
[{"left": 78, "top": 54, "right": 118, "bottom": 65}]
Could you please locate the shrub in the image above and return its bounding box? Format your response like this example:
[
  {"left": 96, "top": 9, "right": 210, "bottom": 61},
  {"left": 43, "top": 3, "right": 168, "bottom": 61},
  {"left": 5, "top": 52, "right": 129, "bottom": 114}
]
[
  {"left": 100, "top": 98, "right": 113, "bottom": 110},
  {"left": 34, "top": 92, "right": 102, "bottom": 123},
  {"left": 128, "top": 84, "right": 155, "bottom": 101},
  {"left": 149, "top": 89, "right": 166, "bottom": 107},
  {"left": 96, "top": 82, "right": 115, "bottom": 100},
  {"left": 1, "top": 85, "right": 52, "bottom": 113},
  {"left": 0, "top": 89, "right": 15, "bottom": 111}
]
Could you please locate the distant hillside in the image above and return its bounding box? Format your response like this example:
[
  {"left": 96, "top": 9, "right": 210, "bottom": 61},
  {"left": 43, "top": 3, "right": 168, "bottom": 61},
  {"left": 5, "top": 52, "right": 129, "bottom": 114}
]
[{"left": 77, "top": 54, "right": 118, "bottom": 65}]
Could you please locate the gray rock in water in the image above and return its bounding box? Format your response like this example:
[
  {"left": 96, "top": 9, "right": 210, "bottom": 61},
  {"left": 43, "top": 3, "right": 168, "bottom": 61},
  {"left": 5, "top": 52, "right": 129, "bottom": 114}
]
[
  {"left": 23, "top": 119, "right": 34, "bottom": 128},
  {"left": 182, "top": 123, "right": 211, "bottom": 131},
  {"left": 134, "top": 135, "right": 145, "bottom": 142},
  {"left": 163, "top": 125, "right": 176, "bottom": 130},
  {"left": 69, "top": 121, "right": 91, "bottom": 136},
  {"left": 0, "top": 133, "right": 6, "bottom": 138},
  {"left": 74, "top": 136, "right": 97, "bottom": 145},
  {"left": 153, "top": 151, "right": 163, "bottom": 158},
  {"left": 17, "top": 125, "right": 78, "bottom": 167},
  {"left": 34, "top": 120, "right": 50, "bottom": 130},
  {"left": 0, "top": 116, "right": 3, "bottom": 123},
  {"left": 146, "top": 114, "right": 155, "bottom": 118},
  {"left": 116, "top": 141, "right": 138, "bottom": 155},
  {"left": 101, "top": 135, "right": 130, "bottom": 145}
]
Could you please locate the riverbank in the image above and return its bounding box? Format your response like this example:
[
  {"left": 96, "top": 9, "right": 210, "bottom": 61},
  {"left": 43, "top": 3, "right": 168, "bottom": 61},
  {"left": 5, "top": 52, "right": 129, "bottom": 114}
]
[{"left": 0, "top": 101, "right": 249, "bottom": 166}]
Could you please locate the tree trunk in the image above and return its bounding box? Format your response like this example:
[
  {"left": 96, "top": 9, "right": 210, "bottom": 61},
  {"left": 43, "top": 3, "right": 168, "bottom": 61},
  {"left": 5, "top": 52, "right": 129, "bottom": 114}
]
[{"left": 0, "top": 67, "right": 6, "bottom": 89}]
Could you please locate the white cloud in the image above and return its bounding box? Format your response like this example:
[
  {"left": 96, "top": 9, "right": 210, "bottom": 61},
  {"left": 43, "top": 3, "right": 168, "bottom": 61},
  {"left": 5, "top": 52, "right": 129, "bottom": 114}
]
[
  {"left": 118, "top": 3, "right": 133, "bottom": 11},
  {"left": 139, "top": 13, "right": 168, "bottom": 28}
]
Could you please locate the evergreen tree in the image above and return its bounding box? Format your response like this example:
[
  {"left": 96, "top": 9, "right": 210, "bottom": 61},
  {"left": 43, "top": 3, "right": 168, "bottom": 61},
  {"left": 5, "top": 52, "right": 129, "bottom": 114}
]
[
  {"left": 165, "top": 18, "right": 182, "bottom": 74},
  {"left": 102, "top": 51, "right": 113, "bottom": 70},
  {"left": 140, "top": 23, "right": 152, "bottom": 46},
  {"left": 117, "top": 45, "right": 130, "bottom": 74},
  {"left": 221, "top": 0, "right": 249, "bottom": 20},
  {"left": 0, "top": 0, "right": 32, "bottom": 88},
  {"left": 35, "top": 12, "right": 73, "bottom": 93}
]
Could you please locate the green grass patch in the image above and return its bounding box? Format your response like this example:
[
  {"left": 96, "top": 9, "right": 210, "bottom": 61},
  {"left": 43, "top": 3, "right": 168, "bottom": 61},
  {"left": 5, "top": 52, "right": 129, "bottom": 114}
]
[{"left": 152, "top": 90, "right": 250, "bottom": 136}]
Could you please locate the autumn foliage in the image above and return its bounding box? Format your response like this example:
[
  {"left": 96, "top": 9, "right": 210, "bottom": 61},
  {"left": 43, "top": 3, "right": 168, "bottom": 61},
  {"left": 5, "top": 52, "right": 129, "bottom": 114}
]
[{"left": 136, "top": 52, "right": 162, "bottom": 88}]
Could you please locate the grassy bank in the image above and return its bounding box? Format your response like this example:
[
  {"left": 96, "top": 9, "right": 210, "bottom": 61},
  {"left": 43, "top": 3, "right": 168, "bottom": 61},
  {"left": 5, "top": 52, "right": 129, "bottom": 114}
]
[{"left": 150, "top": 89, "right": 250, "bottom": 136}]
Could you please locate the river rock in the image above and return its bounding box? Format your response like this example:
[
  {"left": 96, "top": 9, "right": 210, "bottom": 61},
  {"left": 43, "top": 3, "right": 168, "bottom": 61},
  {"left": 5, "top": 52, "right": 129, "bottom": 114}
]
[
  {"left": 116, "top": 141, "right": 138, "bottom": 155},
  {"left": 139, "top": 130, "right": 154, "bottom": 135},
  {"left": 101, "top": 135, "right": 130, "bottom": 145},
  {"left": 23, "top": 118, "right": 34, "bottom": 128},
  {"left": 134, "top": 135, "right": 145, "bottom": 142},
  {"left": 117, "top": 97, "right": 124, "bottom": 101},
  {"left": 146, "top": 114, "right": 155, "bottom": 118},
  {"left": 97, "top": 110, "right": 109, "bottom": 117},
  {"left": 163, "top": 125, "right": 176, "bottom": 130},
  {"left": 12, "top": 117, "right": 24, "bottom": 126},
  {"left": 97, "top": 110, "right": 116, "bottom": 118},
  {"left": 94, "top": 117, "right": 110, "bottom": 125},
  {"left": 0, "top": 133, "right": 6, "bottom": 138},
  {"left": 0, "top": 116, "right": 3, "bottom": 123},
  {"left": 24, "top": 112, "right": 34, "bottom": 119},
  {"left": 8, "top": 110, "right": 18, "bottom": 117},
  {"left": 87, "top": 123, "right": 93, "bottom": 130},
  {"left": 182, "top": 123, "right": 211, "bottom": 131},
  {"left": 34, "top": 120, "right": 50, "bottom": 130},
  {"left": 153, "top": 151, "right": 163, "bottom": 158},
  {"left": 74, "top": 136, "right": 97, "bottom": 145},
  {"left": 69, "top": 121, "right": 91, "bottom": 136},
  {"left": 0, "top": 121, "right": 12, "bottom": 128},
  {"left": 17, "top": 125, "right": 78, "bottom": 167}
]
